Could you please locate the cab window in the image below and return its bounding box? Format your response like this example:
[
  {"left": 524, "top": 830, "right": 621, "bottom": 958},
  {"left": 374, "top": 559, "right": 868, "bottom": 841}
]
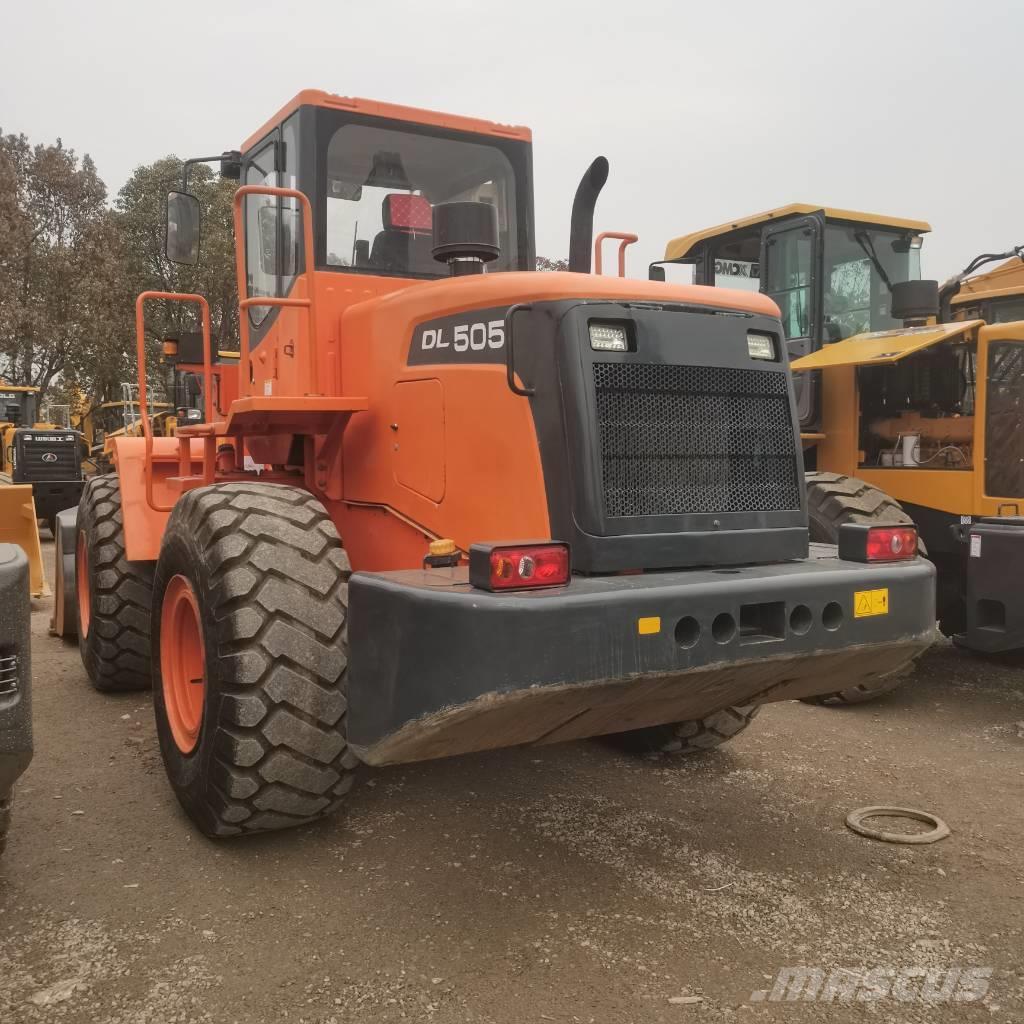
[
  {"left": 988, "top": 297, "right": 1024, "bottom": 324},
  {"left": 822, "top": 225, "right": 921, "bottom": 341},
  {"left": 324, "top": 123, "right": 518, "bottom": 278},
  {"left": 244, "top": 141, "right": 278, "bottom": 326},
  {"left": 243, "top": 117, "right": 303, "bottom": 327},
  {"left": 763, "top": 228, "right": 812, "bottom": 340}
]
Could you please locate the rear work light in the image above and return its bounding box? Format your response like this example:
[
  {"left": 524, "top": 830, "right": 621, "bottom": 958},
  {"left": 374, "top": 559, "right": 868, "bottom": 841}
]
[
  {"left": 589, "top": 323, "right": 629, "bottom": 352},
  {"left": 838, "top": 523, "right": 919, "bottom": 562},
  {"left": 746, "top": 331, "right": 777, "bottom": 361},
  {"left": 469, "top": 542, "right": 570, "bottom": 591}
]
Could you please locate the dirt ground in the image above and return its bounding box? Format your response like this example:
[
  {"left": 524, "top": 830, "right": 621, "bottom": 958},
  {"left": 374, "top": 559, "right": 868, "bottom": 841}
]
[{"left": 2, "top": 539, "right": 1023, "bottom": 1023}]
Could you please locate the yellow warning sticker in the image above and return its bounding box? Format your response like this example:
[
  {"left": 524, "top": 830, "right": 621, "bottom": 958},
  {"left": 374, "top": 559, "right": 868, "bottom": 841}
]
[
  {"left": 854, "top": 588, "right": 889, "bottom": 618},
  {"left": 637, "top": 616, "right": 662, "bottom": 635}
]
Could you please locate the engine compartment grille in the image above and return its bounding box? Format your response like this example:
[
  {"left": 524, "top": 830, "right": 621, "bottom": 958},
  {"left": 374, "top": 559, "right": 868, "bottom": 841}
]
[
  {"left": 16, "top": 437, "right": 79, "bottom": 481},
  {"left": 593, "top": 362, "right": 801, "bottom": 517}
]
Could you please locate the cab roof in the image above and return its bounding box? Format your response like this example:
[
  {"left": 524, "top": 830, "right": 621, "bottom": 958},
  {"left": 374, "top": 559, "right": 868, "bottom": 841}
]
[
  {"left": 664, "top": 204, "right": 932, "bottom": 262},
  {"left": 241, "top": 90, "right": 532, "bottom": 154}
]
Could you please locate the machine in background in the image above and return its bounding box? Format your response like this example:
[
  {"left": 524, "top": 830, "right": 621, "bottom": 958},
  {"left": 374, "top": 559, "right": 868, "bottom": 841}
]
[{"left": 663, "top": 208, "right": 1024, "bottom": 659}]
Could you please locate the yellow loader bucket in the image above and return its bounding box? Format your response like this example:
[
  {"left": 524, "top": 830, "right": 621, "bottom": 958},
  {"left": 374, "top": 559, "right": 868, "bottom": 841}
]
[{"left": 0, "top": 483, "right": 49, "bottom": 597}]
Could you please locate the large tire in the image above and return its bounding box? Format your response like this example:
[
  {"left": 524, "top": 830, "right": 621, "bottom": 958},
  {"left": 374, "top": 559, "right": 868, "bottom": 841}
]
[
  {"left": 77, "top": 475, "right": 154, "bottom": 691},
  {"left": 803, "top": 472, "right": 915, "bottom": 706},
  {"left": 150, "top": 482, "right": 358, "bottom": 838},
  {"left": 611, "top": 705, "right": 761, "bottom": 757}
]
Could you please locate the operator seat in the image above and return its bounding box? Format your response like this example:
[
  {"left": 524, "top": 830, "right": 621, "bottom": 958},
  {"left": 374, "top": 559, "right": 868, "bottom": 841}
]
[{"left": 370, "top": 194, "right": 435, "bottom": 275}]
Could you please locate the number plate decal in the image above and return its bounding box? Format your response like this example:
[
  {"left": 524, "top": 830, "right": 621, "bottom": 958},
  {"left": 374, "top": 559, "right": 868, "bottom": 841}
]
[{"left": 407, "top": 306, "right": 510, "bottom": 366}]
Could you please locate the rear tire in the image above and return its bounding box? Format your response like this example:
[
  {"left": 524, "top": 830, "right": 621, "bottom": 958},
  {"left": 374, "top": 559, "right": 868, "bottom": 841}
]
[
  {"left": 76, "top": 475, "right": 154, "bottom": 691},
  {"left": 151, "top": 483, "right": 358, "bottom": 838},
  {"left": 612, "top": 705, "right": 761, "bottom": 756},
  {"left": 803, "top": 472, "right": 916, "bottom": 706}
]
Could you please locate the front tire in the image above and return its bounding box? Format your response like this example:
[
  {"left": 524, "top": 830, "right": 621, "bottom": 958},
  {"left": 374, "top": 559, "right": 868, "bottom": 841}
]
[
  {"left": 76, "top": 475, "right": 154, "bottom": 691},
  {"left": 803, "top": 472, "right": 916, "bottom": 706},
  {"left": 612, "top": 705, "right": 761, "bottom": 756},
  {"left": 151, "top": 483, "right": 358, "bottom": 838}
]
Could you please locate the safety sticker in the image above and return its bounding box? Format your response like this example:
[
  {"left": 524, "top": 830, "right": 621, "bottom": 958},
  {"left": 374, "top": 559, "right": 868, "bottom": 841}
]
[
  {"left": 637, "top": 616, "right": 661, "bottom": 636},
  {"left": 854, "top": 588, "right": 889, "bottom": 618},
  {"left": 970, "top": 534, "right": 982, "bottom": 558}
]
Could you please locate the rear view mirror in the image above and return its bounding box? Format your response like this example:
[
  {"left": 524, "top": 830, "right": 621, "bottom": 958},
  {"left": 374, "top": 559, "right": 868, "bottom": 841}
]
[
  {"left": 166, "top": 191, "right": 201, "bottom": 265},
  {"left": 649, "top": 264, "right": 666, "bottom": 282}
]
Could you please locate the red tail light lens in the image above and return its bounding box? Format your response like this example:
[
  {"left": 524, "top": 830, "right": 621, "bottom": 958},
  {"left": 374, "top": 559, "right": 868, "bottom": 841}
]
[
  {"left": 838, "top": 522, "right": 919, "bottom": 562},
  {"left": 864, "top": 526, "right": 918, "bottom": 562},
  {"left": 469, "top": 542, "right": 570, "bottom": 591}
]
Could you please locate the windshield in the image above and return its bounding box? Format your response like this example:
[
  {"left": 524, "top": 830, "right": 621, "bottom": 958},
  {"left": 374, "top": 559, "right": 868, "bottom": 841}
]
[
  {"left": 986, "top": 296, "right": 1024, "bottom": 324},
  {"left": 324, "top": 124, "right": 518, "bottom": 278},
  {"left": 823, "top": 224, "right": 921, "bottom": 340}
]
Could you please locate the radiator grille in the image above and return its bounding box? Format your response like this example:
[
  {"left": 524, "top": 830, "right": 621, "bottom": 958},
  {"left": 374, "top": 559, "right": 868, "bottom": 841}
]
[
  {"left": 17, "top": 438, "right": 78, "bottom": 481},
  {"left": 0, "top": 652, "right": 18, "bottom": 696},
  {"left": 593, "top": 362, "right": 801, "bottom": 517}
]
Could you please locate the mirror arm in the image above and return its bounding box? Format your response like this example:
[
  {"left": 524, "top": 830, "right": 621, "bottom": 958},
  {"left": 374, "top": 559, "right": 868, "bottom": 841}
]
[{"left": 181, "top": 151, "right": 243, "bottom": 192}]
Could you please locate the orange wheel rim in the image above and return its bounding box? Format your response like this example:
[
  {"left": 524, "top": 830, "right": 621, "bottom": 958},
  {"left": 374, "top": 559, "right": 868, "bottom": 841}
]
[
  {"left": 76, "top": 531, "right": 91, "bottom": 638},
  {"left": 160, "top": 574, "right": 207, "bottom": 754}
]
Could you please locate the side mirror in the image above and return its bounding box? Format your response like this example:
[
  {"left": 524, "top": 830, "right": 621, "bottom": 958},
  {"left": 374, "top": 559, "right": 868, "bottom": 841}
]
[
  {"left": 219, "top": 150, "right": 242, "bottom": 181},
  {"left": 648, "top": 264, "right": 666, "bottom": 282},
  {"left": 166, "top": 191, "right": 201, "bottom": 265}
]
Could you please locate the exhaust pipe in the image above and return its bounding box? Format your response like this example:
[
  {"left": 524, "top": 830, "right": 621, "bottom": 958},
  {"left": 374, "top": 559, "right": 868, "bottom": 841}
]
[{"left": 568, "top": 157, "right": 609, "bottom": 273}]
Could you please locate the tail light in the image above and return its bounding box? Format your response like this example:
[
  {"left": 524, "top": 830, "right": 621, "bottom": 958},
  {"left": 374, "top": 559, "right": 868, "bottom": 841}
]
[
  {"left": 838, "top": 523, "right": 918, "bottom": 562},
  {"left": 469, "top": 542, "right": 570, "bottom": 591}
]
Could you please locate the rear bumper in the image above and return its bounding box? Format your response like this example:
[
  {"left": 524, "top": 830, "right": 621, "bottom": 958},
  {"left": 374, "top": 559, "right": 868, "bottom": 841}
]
[
  {"left": 346, "top": 547, "right": 936, "bottom": 765},
  {"left": 28, "top": 480, "right": 84, "bottom": 523}
]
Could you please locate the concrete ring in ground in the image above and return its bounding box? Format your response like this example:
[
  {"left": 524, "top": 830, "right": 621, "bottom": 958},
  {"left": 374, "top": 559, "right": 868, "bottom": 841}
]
[{"left": 845, "top": 805, "right": 951, "bottom": 845}]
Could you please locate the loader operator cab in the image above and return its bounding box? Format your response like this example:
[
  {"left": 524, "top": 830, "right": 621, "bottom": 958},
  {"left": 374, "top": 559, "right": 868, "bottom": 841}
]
[
  {"left": 661, "top": 206, "right": 928, "bottom": 427},
  {"left": 218, "top": 96, "right": 534, "bottom": 333}
]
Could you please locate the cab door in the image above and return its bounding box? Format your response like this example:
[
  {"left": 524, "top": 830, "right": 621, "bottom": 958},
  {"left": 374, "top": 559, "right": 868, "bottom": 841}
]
[{"left": 760, "top": 215, "right": 824, "bottom": 426}]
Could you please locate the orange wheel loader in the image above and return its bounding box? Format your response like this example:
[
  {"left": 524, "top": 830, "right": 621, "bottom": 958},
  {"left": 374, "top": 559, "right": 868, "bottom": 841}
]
[{"left": 61, "top": 92, "right": 935, "bottom": 837}]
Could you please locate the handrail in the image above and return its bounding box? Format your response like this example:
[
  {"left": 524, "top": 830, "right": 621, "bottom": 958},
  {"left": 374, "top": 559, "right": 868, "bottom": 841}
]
[
  {"left": 135, "top": 291, "right": 212, "bottom": 512},
  {"left": 594, "top": 231, "right": 639, "bottom": 277},
  {"left": 231, "top": 185, "right": 319, "bottom": 395}
]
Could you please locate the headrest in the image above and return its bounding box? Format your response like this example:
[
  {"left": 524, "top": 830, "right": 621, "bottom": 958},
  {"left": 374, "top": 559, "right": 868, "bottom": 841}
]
[{"left": 382, "top": 194, "right": 433, "bottom": 233}]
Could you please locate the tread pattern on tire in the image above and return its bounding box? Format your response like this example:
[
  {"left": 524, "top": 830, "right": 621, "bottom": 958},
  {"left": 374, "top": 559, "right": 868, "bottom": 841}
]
[
  {"left": 618, "top": 704, "right": 761, "bottom": 756},
  {"left": 803, "top": 472, "right": 915, "bottom": 706},
  {"left": 79, "top": 475, "right": 154, "bottom": 692},
  {"left": 155, "top": 483, "right": 357, "bottom": 837}
]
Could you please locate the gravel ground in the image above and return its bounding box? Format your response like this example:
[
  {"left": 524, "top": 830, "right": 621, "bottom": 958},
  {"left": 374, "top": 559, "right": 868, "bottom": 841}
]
[{"left": 2, "top": 539, "right": 1023, "bottom": 1023}]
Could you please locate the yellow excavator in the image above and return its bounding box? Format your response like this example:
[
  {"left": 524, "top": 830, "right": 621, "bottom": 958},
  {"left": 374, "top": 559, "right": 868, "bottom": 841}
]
[{"left": 662, "top": 207, "right": 1024, "bottom": 680}]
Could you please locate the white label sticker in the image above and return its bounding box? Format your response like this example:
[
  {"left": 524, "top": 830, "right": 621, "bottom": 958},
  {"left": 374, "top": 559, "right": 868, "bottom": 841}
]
[
  {"left": 970, "top": 534, "right": 982, "bottom": 558},
  {"left": 263, "top": 379, "right": 273, "bottom": 396}
]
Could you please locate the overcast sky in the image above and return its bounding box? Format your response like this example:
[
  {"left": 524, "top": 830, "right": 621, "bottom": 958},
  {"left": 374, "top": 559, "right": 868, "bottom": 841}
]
[{"left": 2, "top": 0, "right": 1020, "bottom": 282}]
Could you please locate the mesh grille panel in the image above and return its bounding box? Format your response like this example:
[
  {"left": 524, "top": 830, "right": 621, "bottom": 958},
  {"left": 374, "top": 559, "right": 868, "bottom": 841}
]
[
  {"left": 593, "top": 362, "right": 801, "bottom": 517},
  {"left": 0, "top": 652, "right": 18, "bottom": 696}
]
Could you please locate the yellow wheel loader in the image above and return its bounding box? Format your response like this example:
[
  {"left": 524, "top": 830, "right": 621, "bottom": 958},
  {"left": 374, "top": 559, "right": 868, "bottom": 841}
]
[
  {"left": 662, "top": 207, "right": 1024, "bottom": 671},
  {"left": 0, "top": 384, "right": 61, "bottom": 596}
]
